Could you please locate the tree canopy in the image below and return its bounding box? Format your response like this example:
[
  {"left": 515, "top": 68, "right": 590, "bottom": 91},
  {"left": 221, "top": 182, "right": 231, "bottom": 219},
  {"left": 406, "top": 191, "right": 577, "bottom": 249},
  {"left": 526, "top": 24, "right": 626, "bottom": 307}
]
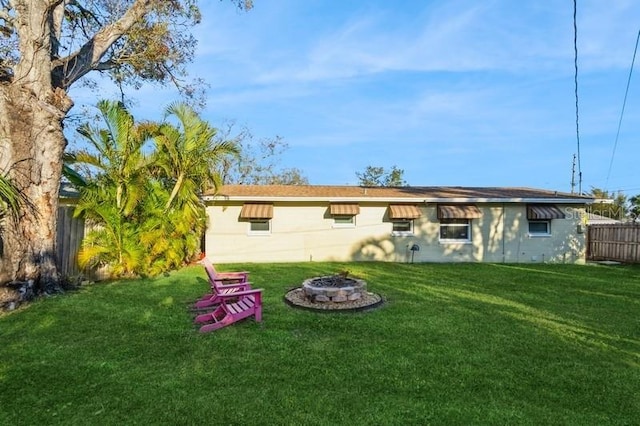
[
  {"left": 587, "top": 187, "right": 628, "bottom": 220},
  {"left": 0, "top": 1, "right": 251, "bottom": 93},
  {"left": 356, "top": 165, "right": 408, "bottom": 187},
  {"left": 629, "top": 194, "right": 640, "bottom": 221},
  {"left": 217, "top": 123, "right": 309, "bottom": 185}
]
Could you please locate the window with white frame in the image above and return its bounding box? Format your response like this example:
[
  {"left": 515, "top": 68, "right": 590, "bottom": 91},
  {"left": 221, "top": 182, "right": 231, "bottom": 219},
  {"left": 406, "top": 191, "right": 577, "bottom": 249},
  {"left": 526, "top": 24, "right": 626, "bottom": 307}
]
[
  {"left": 333, "top": 215, "right": 355, "bottom": 228},
  {"left": 249, "top": 219, "right": 271, "bottom": 234},
  {"left": 528, "top": 220, "right": 550, "bottom": 236},
  {"left": 439, "top": 219, "right": 471, "bottom": 242},
  {"left": 392, "top": 219, "right": 414, "bottom": 236},
  {"left": 240, "top": 203, "right": 273, "bottom": 235}
]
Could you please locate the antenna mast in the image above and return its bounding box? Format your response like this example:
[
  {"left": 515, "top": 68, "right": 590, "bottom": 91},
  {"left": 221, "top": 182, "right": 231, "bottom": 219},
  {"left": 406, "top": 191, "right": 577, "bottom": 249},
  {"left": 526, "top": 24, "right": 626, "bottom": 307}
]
[{"left": 570, "top": 154, "right": 576, "bottom": 194}]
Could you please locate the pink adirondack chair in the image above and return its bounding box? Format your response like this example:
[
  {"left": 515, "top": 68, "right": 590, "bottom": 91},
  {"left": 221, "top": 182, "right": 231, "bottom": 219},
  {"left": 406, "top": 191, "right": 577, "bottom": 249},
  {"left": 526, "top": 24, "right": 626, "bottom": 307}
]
[
  {"left": 194, "top": 288, "right": 263, "bottom": 333},
  {"left": 201, "top": 257, "right": 249, "bottom": 284},
  {"left": 192, "top": 258, "right": 252, "bottom": 310}
]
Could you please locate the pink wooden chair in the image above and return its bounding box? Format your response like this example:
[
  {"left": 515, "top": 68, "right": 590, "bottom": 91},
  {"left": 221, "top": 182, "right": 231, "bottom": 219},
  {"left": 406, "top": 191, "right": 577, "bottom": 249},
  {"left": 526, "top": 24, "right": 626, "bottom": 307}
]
[
  {"left": 192, "top": 258, "right": 252, "bottom": 310},
  {"left": 201, "top": 257, "right": 249, "bottom": 284},
  {"left": 194, "top": 288, "right": 263, "bottom": 333}
]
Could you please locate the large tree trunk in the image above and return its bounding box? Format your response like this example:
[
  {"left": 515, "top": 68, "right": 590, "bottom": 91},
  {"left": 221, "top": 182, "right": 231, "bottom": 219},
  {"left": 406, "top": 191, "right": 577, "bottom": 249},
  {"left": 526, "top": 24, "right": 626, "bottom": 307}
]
[
  {"left": 0, "top": 85, "right": 71, "bottom": 291},
  {"left": 0, "top": 1, "right": 73, "bottom": 292}
]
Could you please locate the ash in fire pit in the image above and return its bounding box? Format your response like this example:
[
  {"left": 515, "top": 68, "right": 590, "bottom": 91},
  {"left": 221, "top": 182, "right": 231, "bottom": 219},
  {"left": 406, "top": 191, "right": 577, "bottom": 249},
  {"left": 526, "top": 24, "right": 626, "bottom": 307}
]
[{"left": 302, "top": 274, "right": 367, "bottom": 303}]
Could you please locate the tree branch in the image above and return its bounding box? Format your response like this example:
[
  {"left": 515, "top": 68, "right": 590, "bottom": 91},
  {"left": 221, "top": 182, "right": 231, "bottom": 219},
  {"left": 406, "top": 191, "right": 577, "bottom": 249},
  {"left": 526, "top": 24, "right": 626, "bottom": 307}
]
[
  {"left": 0, "top": 8, "right": 13, "bottom": 25},
  {"left": 68, "top": 0, "right": 103, "bottom": 27},
  {"left": 52, "top": 0, "right": 154, "bottom": 89},
  {"left": 49, "top": 0, "right": 69, "bottom": 58}
]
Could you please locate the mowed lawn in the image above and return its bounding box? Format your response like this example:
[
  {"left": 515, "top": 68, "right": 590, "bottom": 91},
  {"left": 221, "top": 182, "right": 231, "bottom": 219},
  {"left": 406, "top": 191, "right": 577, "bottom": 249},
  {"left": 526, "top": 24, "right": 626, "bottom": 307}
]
[{"left": 1, "top": 262, "right": 639, "bottom": 425}]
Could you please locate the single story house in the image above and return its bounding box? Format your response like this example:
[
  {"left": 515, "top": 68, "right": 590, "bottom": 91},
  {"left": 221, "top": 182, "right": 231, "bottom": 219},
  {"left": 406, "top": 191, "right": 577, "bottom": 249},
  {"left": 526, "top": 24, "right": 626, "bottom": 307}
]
[{"left": 203, "top": 185, "right": 593, "bottom": 264}]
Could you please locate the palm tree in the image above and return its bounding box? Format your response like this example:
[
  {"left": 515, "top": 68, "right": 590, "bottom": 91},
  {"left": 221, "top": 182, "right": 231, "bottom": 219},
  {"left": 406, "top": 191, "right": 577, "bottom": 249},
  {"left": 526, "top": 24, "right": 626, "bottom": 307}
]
[
  {"left": 152, "top": 102, "right": 238, "bottom": 218},
  {"left": 146, "top": 103, "right": 238, "bottom": 266},
  {"left": 67, "top": 101, "right": 239, "bottom": 277},
  {"left": 1, "top": 174, "right": 21, "bottom": 257},
  {"left": 71, "top": 100, "right": 154, "bottom": 217},
  {"left": 0, "top": 174, "right": 21, "bottom": 219},
  {"left": 69, "top": 100, "right": 154, "bottom": 276}
]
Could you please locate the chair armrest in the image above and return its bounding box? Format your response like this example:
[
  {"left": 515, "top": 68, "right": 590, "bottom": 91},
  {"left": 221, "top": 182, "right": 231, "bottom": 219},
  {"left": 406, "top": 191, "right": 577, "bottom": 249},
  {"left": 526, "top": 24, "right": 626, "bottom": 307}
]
[
  {"left": 218, "top": 288, "right": 263, "bottom": 299},
  {"left": 215, "top": 271, "right": 249, "bottom": 278},
  {"left": 216, "top": 281, "right": 252, "bottom": 290}
]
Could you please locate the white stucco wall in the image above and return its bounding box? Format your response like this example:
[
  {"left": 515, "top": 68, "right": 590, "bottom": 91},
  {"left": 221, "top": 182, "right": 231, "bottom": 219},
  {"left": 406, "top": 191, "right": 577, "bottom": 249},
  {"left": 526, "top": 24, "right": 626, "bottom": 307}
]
[{"left": 204, "top": 201, "right": 586, "bottom": 264}]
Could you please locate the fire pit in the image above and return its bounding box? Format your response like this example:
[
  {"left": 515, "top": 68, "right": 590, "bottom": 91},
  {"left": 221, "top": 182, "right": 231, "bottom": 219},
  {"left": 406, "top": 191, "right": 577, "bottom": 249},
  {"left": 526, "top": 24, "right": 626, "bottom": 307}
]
[
  {"left": 302, "top": 275, "right": 367, "bottom": 303},
  {"left": 284, "top": 273, "right": 383, "bottom": 312}
]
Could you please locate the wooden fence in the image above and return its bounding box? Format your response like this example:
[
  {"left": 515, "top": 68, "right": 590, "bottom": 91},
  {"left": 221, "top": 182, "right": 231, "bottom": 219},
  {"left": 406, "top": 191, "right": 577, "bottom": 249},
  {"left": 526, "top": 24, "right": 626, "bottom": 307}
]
[
  {"left": 56, "top": 205, "right": 85, "bottom": 277},
  {"left": 587, "top": 223, "right": 640, "bottom": 263}
]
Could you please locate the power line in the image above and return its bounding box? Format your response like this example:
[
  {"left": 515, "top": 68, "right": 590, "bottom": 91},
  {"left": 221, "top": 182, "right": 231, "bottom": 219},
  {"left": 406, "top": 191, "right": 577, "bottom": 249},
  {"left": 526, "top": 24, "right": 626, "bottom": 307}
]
[
  {"left": 573, "top": 0, "right": 583, "bottom": 194},
  {"left": 605, "top": 29, "right": 640, "bottom": 190}
]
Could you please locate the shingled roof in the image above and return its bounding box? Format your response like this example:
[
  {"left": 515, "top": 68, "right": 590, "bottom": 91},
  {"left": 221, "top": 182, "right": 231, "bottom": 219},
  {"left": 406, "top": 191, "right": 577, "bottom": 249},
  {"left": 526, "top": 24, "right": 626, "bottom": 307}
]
[{"left": 204, "top": 185, "right": 592, "bottom": 203}]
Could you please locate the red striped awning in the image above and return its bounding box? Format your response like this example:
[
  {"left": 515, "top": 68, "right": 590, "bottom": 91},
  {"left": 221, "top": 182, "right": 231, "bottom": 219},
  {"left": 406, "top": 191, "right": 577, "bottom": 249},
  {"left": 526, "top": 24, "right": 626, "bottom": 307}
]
[
  {"left": 437, "top": 204, "right": 482, "bottom": 219},
  {"left": 388, "top": 204, "right": 421, "bottom": 219},
  {"left": 240, "top": 203, "right": 273, "bottom": 219},
  {"left": 329, "top": 203, "right": 360, "bottom": 215},
  {"left": 527, "top": 205, "right": 565, "bottom": 220}
]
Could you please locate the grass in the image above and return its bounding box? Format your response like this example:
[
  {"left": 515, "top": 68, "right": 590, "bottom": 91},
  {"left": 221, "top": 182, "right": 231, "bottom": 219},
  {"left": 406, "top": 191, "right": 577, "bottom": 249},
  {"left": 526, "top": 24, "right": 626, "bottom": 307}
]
[{"left": 1, "top": 262, "right": 639, "bottom": 425}]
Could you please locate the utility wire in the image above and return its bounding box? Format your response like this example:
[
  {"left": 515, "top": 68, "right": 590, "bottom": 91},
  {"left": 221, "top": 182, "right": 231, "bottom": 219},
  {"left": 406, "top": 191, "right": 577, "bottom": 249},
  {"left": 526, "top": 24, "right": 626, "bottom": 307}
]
[
  {"left": 605, "top": 29, "right": 640, "bottom": 190},
  {"left": 573, "top": 0, "right": 583, "bottom": 194}
]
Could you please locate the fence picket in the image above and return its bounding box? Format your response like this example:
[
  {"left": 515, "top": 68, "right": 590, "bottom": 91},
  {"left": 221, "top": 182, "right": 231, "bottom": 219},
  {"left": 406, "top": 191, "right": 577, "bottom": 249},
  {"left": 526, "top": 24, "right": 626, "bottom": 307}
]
[{"left": 587, "top": 224, "right": 640, "bottom": 263}]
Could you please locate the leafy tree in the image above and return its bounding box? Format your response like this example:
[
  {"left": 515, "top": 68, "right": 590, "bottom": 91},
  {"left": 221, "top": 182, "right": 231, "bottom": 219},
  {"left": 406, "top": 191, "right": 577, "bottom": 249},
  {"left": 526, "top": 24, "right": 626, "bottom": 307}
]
[
  {"left": 0, "top": 0, "right": 252, "bottom": 289},
  {"left": 218, "top": 123, "right": 308, "bottom": 185},
  {"left": 587, "top": 187, "right": 627, "bottom": 220},
  {"left": 628, "top": 194, "right": 640, "bottom": 222},
  {"left": 356, "top": 165, "right": 408, "bottom": 187},
  {"left": 265, "top": 167, "right": 309, "bottom": 185}
]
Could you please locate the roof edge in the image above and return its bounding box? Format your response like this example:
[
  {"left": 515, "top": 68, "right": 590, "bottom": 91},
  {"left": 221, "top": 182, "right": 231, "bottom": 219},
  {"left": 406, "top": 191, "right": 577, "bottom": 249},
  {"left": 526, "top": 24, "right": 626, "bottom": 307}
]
[{"left": 203, "top": 195, "right": 592, "bottom": 204}]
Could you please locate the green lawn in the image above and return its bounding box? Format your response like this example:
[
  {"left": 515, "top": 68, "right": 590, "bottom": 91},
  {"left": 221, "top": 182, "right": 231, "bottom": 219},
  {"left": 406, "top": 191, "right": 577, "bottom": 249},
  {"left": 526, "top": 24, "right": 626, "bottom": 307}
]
[{"left": 1, "top": 262, "right": 639, "bottom": 425}]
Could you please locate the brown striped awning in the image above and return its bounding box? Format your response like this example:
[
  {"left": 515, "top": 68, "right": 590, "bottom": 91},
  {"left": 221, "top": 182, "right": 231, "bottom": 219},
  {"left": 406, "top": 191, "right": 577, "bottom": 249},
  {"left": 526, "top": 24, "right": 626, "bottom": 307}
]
[
  {"left": 329, "top": 203, "right": 360, "bottom": 215},
  {"left": 388, "top": 204, "right": 421, "bottom": 219},
  {"left": 527, "top": 205, "right": 565, "bottom": 220},
  {"left": 437, "top": 204, "right": 482, "bottom": 219},
  {"left": 240, "top": 203, "right": 273, "bottom": 219}
]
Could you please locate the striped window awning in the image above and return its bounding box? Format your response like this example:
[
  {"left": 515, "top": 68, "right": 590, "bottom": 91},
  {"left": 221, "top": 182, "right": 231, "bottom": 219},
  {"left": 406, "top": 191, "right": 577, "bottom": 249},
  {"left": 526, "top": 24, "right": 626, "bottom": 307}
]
[
  {"left": 527, "top": 204, "right": 565, "bottom": 220},
  {"left": 437, "top": 204, "right": 482, "bottom": 219},
  {"left": 330, "top": 203, "right": 360, "bottom": 216},
  {"left": 240, "top": 203, "right": 273, "bottom": 219},
  {"left": 388, "top": 204, "right": 421, "bottom": 219}
]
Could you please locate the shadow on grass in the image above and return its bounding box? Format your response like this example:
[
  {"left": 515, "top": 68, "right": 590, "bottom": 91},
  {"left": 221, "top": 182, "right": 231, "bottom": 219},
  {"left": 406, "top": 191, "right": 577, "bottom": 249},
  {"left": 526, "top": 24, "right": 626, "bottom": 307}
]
[{"left": 391, "top": 280, "right": 640, "bottom": 369}]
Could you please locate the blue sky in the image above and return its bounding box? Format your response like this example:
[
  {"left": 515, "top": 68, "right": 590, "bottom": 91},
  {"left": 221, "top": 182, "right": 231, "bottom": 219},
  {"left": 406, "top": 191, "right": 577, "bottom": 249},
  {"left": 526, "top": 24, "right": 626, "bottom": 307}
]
[{"left": 69, "top": 0, "right": 640, "bottom": 195}]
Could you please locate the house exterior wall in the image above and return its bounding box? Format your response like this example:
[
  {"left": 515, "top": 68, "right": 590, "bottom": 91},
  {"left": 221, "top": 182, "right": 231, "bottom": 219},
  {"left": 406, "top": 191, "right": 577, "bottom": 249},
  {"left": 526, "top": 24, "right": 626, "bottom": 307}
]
[{"left": 205, "top": 201, "right": 587, "bottom": 264}]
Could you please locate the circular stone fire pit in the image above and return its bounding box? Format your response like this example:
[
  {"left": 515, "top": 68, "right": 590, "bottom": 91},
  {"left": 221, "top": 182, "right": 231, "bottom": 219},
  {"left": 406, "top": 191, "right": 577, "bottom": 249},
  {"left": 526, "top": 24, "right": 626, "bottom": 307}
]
[
  {"left": 285, "top": 274, "right": 383, "bottom": 312},
  {"left": 302, "top": 275, "right": 366, "bottom": 303}
]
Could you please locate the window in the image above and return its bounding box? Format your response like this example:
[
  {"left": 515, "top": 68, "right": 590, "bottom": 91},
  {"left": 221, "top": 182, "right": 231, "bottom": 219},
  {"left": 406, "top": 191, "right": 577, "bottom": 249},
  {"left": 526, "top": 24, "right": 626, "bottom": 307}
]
[
  {"left": 439, "top": 219, "right": 471, "bottom": 242},
  {"left": 388, "top": 204, "right": 420, "bottom": 236},
  {"left": 392, "top": 219, "right": 413, "bottom": 236},
  {"left": 528, "top": 220, "right": 550, "bottom": 236},
  {"left": 241, "top": 203, "right": 273, "bottom": 235},
  {"left": 249, "top": 220, "right": 270, "bottom": 234},
  {"left": 330, "top": 203, "right": 358, "bottom": 228},
  {"left": 333, "top": 215, "right": 355, "bottom": 228}
]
